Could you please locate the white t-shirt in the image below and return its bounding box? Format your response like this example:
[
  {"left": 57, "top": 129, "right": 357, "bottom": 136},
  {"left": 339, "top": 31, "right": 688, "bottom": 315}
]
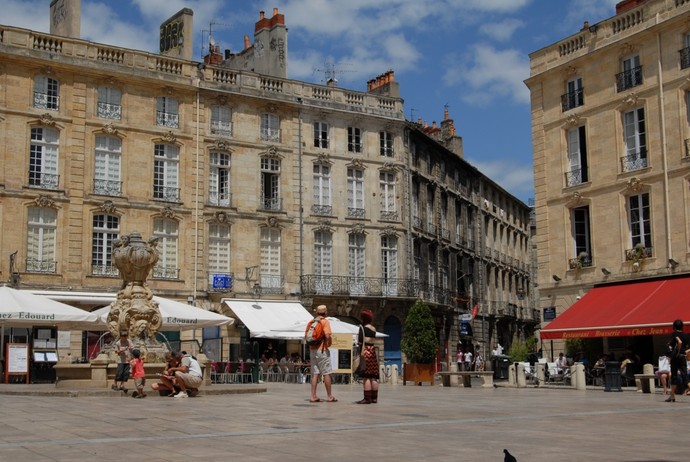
[
  {"left": 464, "top": 352, "right": 473, "bottom": 364},
  {"left": 181, "top": 355, "right": 203, "bottom": 377}
]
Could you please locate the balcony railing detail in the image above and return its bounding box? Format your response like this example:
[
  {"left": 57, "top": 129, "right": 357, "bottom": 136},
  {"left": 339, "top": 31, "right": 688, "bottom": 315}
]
[
  {"left": 564, "top": 167, "right": 586, "bottom": 187},
  {"left": 26, "top": 259, "right": 57, "bottom": 273},
  {"left": 380, "top": 210, "right": 399, "bottom": 221},
  {"left": 28, "top": 172, "right": 59, "bottom": 189},
  {"left": 91, "top": 264, "right": 119, "bottom": 277},
  {"left": 568, "top": 255, "right": 593, "bottom": 270},
  {"left": 156, "top": 111, "right": 179, "bottom": 128},
  {"left": 259, "top": 274, "right": 284, "bottom": 294},
  {"left": 347, "top": 207, "right": 365, "bottom": 219},
  {"left": 152, "top": 266, "right": 180, "bottom": 280},
  {"left": 625, "top": 246, "right": 653, "bottom": 261},
  {"left": 681, "top": 46, "right": 690, "bottom": 70},
  {"left": 260, "top": 128, "right": 280, "bottom": 142},
  {"left": 33, "top": 91, "right": 59, "bottom": 110},
  {"left": 620, "top": 152, "right": 648, "bottom": 172},
  {"left": 208, "top": 191, "right": 232, "bottom": 207},
  {"left": 260, "top": 196, "right": 282, "bottom": 211},
  {"left": 153, "top": 186, "right": 181, "bottom": 201},
  {"left": 615, "top": 66, "right": 643, "bottom": 92},
  {"left": 210, "top": 121, "right": 232, "bottom": 137},
  {"left": 302, "top": 275, "right": 451, "bottom": 303},
  {"left": 93, "top": 178, "right": 122, "bottom": 196},
  {"left": 312, "top": 204, "right": 333, "bottom": 216},
  {"left": 97, "top": 102, "right": 122, "bottom": 119},
  {"left": 561, "top": 88, "right": 584, "bottom": 111}
]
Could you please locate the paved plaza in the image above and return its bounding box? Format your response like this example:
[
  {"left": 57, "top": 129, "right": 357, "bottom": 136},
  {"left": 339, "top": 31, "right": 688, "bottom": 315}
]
[{"left": 0, "top": 380, "right": 683, "bottom": 462}]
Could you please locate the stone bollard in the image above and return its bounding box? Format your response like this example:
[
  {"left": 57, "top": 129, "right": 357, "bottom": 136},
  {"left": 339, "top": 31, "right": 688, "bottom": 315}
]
[
  {"left": 574, "top": 363, "right": 586, "bottom": 390},
  {"left": 508, "top": 362, "right": 516, "bottom": 386},
  {"left": 379, "top": 365, "right": 386, "bottom": 383},
  {"left": 536, "top": 362, "right": 546, "bottom": 386},
  {"left": 517, "top": 363, "right": 526, "bottom": 388},
  {"left": 390, "top": 364, "right": 399, "bottom": 385},
  {"left": 639, "top": 363, "right": 655, "bottom": 393},
  {"left": 448, "top": 362, "right": 459, "bottom": 387}
]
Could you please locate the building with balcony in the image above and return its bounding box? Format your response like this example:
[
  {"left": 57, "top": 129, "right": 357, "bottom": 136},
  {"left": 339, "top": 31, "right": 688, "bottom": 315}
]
[
  {"left": 525, "top": 0, "right": 690, "bottom": 361},
  {"left": 0, "top": 2, "right": 533, "bottom": 368}
]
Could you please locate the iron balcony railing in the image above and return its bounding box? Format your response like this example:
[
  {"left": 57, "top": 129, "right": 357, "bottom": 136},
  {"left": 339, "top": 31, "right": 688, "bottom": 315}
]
[
  {"left": 380, "top": 210, "right": 399, "bottom": 221},
  {"left": 311, "top": 204, "right": 333, "bottom": 216},
  {"left": 615, "top": 66, "right": 643, "bottom": 92},
  {"left": 210, "top": 121, "right": 232, "bottom": 137},
  {"left": 97, "top": 102, "right": 122, "bottom": 119},
  {"left": 156, "top": 111, "right": 179, "bottom": 128},
  {"left": 260, "top": 128, "right": 280, "bottom": 142},
  {"left": 260, "top": 197, "right": 282, "bottom": 211},
  {"left": 91, "top": 264, "right": 119, "bottom": 277},
  {"left": 208, "top": 191, "right": 232, "bottom": 207},
  {"left": 568, "top": 255, "right": 593, "bottom": 270},
  {"left": 561, "top": 88, "right": 584, "bottom": 111},
  {"left": 26, "top": 259, "right": 57, "bottom": 273},
  {"left": 564, "top": 167, "right": 586, "bottom": 187},
  {"left": 259, "top": 274, "right": 284, "bottom": 294},
  {"left": 680, "top": 46, "right": 690, "bottom": 70},
  {"left": 152, "top": 266, "right": 180, "bottom": 280},
  {"left": 347, "top": 207, "right": 365, "bottom": 219},
  {"left": 153, "top": 185, "right": 181, "bottom": 201},
  {"left": 28, "top": 172, "right": 59, "bottom": 189},
  {"left": 625, "top": 246, "right": 653, "bottom": 261},
  {"left": 33, "top": 91, "right": 59, "bottom": 110},
  {"left": 93, "top": 178, "right": 122, "bottom": 196},
  {"left": 620, "top": 151, "right": 648, "bottom": 172}
]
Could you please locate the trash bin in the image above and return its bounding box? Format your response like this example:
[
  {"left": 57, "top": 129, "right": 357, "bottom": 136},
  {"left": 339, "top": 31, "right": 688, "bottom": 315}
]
[
  {"left": 492, "top": 355, "right": 511, "bottom": 380},
  {"left": 604, "top": 361, "right": 622, "bottom": 392}
]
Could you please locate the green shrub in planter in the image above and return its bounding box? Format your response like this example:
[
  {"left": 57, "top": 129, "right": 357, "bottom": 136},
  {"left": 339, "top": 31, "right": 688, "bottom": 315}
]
[{"left": 401, "top": 299, "right": 438, "bottom": 364}]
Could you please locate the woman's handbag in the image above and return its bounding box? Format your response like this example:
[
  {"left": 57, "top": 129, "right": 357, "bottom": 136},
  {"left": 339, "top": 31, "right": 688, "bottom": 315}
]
[{"left": 354, "top": 325, "right": 366, "bottom": 375}]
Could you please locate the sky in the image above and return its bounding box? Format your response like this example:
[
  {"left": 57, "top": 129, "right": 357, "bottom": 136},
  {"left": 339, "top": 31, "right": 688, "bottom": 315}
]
[{"left": 4, "top": 0, "right": 622, "bottom": 203}]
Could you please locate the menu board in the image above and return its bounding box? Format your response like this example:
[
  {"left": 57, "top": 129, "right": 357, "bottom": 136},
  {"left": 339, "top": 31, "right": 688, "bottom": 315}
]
[{"left": 7, "top": 343, "right": 29, "bottom": 373}]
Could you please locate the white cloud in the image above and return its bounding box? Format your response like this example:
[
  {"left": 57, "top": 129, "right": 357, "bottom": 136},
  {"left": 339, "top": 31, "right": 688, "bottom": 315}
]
[
  {"left": 447, "top": 0, "right": 532, "bottom": 13},
  {"left": 480, "top": 18, "right": 525, "bottom": 42},
  {"left": 444, "top": 44, "right": 530, "bottom": 106},
  {"left": 3, "top": 0, "right": 48, "bottom": 32}
]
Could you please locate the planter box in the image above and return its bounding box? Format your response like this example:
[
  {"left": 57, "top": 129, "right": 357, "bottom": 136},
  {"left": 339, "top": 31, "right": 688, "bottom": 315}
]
[{"left": 402, "top": 363, "right": 435, "bottom": 386}]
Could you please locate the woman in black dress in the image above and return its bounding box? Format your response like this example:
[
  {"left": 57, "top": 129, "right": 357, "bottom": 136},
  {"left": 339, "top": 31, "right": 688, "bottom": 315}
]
[
  {"left": 356, "top": 309, "right": 380, "bottom": 404},
  {"left": 666, "top": 319, "right": 688, "bottom": 402}
]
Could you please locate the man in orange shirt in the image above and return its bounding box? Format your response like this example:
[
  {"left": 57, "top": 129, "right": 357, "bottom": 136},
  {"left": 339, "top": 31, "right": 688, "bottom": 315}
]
[{"left": 306, "top": 305, "right": 336, "bottom": 402}]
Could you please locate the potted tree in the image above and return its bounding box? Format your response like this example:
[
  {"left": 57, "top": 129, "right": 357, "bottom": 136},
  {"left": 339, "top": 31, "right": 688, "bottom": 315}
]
[{"left": 401, "top": 299, "right": 438, "bottom": 385}]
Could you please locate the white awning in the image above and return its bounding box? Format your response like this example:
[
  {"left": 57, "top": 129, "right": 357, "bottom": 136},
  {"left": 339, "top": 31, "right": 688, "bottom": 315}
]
[{"left": 220, "top": 299, "right": 313, "bottom": 337}]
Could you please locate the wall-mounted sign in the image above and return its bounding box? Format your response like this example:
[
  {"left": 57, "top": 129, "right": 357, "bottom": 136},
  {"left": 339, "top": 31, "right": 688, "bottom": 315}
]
[{"left": 543, "top": 306, "right": 557, "bottom": 322}]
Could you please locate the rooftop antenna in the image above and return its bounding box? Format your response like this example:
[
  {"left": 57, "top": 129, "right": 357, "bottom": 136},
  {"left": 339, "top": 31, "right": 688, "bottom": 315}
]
[
  {"left": 409, "top": 108, "right": 417, "bottom": 122},
  {"left": 313, "top": 62, "right": 354, "bottom": 86},
  {"left": 200, "top": 21, "right": 229, "bottom": 60}
]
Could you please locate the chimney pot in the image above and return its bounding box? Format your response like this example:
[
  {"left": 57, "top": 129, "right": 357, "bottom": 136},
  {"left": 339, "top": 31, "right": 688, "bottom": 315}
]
[
  {"left": 244, "top": 35, "right": 251, "bottom": 49},
  {"left": 260, "top": 11, "right": 265, "bottom": 19},
  {"left": 273, "top": 7, "right": 278, "bottom": 16}
]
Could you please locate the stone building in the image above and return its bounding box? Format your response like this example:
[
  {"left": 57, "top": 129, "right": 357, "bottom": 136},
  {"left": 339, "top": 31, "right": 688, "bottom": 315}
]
[
  {"left": 525, "top": 0, "right": 690, "bottom": 361},
  {"left": 0, "top": 2, "right": 533, "bottom": 368}
]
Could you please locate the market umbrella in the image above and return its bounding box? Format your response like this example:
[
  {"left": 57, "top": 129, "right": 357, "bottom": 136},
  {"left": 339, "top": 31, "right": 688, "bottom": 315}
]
[
  {"left": 0, "top": 286, "right": 100, "bottom": 330},
  {"left": 92, "top": 296, "right": 234, "bottom": 331},
  {"left": 254, "top": 316, "right": 388, "bottom": 340}
]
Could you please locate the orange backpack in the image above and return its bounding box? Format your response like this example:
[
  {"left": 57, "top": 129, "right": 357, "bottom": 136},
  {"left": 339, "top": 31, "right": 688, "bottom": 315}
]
[{"left": 305, "top": 317, "right": 325, "bottom": 346}]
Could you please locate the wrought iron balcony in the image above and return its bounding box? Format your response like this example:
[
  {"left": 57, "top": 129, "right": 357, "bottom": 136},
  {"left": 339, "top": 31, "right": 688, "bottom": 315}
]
[
  {"left": 153, "top": 185, "right": 181, "bottom": 201},
  {"left": 680, "top": 46, "right": 690, "bottom": 70},
  {"left": 686, "top": 138, "right": 690, "bottom": 158},
  {"left": 33, "top": 91, "right": 59, "bottom": 110},
  {"left": 28, "top": 172, "right": 59, "bottom": 189},
  {"left": 380, "top": 210, "right": 399, "bottom": 222},
  {"left": 564, "top": 167, "right": 586, "bottom": 187},
  {"left": 93, "top": 178, "right": 122, "bottom": 196},
  {"left": 425, "top": 222, "right": 437, "bottom": 235},
  {"left": 620, "top": 151, "right": 648, "bottom": 172},
  {"left": 26, "top": 259, "right": 57, "bottom": 273},
  {"left": 561, "top": 88, "right": 584, "bottom": 111},
  {"left": 260, "top": 196, "right": 282, "bottom": 211},
  {"left": 152, "top": 266, "right": 180, "bottom": 280},
  {"left": 208, "top": 191, "right": 232, "bottom": 207},
  {"left": 615, "top": 66, "right": 643, "bottom": 92},
  {"left": 311, "top": 204, "right": 332, "bottom": 216},
  {"left": 259, "top": 274, "right": 284, "bottom": 294},
  {"left": 302, "top": 275, "right": 419, "bottom": 298},
  {"left": 97, "top": 102, "right": 122, "bottom": 119},
  {"left": 440, "top": 227, "right": 450, "bottom": 240},
  {"left": 625, "top": 245, "right": 653, "bottom": 261},
  {"left": 210, "top": 121, "right": 232, "bottom": 137},
  {"left": 412, "top": 216, "right": 421, "bottom": 229},
  {"left": 568, "top": 255, "right": 593, "bottom": 269},
  {"left": 347, "top": 207, "right": 365, "bottom": 219},
  {"left": 260, "top": 128, "right": 280, "bottom": 141},
  {"left": 156, "top": 111, "right": 179, "bottom": 128},
  {"left": 91, "top": 264, "right": 119, "bottom": 277}
]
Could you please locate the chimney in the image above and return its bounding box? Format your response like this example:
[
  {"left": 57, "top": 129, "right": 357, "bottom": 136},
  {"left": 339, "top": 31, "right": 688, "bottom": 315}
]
[
  {"left": 224, "top": 49, "right": 231, "bottom": 60},
  {"left": 615, "top": 0, "right": 648, "bottom": 14},
  {"left": 581, "top": 21, "right": 589, "bottom": 31},
  {"left": 244, "top": 35, "right": 251, "bottom": 49},
  {"left": 50, "top": 0, "right": 81, "bottom": 39},
  {"left": 260, "top": 10, "right": 265, "bottom": 19}
]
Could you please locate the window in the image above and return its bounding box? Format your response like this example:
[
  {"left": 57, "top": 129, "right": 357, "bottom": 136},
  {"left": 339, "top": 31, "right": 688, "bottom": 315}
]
[
  {"left": 208, "top": 223, "right": 231, "bottom": 280},
  {"left": 681, "top": 33, "right": 690, "bottom": 70},
  {"left": 209, "top": 152, "right": 231, "bottom": 206},
  {"left": 27, "top": 207, "right": 57, "bottom": 273},
  {"left": 426, "top": 186, "right": 435, "bottom": 232},
  {"left": 412, "top": 181, "right": 420, "bottom": 227},
  {"left": 34, "top": 76, "right": 59, "bottom": 110},
  {"left": 617, "top": 55, "right": 642, "bottom": 92},
  {"left": 91, "top": 214, "right": 119, "bottom": 276},
  {"left": 348, "top": 127, "right": 362, "bottom": 153},
  {"left": 261, "top": 113, "right": 280, "bottom": 141},
  {"left": 260, "top": 158, "right": 281, "bottom": 211},
  {"left": 571, "top": 206, "right": 592, "bottom": 268},
  {"left": 29, "top": 127, "right": 59, "bottom": 189},
  {"left": 381, "top": 235, "right": 398, "bottom": 295},
  {"left": 561, "top": 77, "right": 583, "bottom": 111},
  {"left": 628, "top": 192, "right": 652, "bottom": 250},
  {"left": 94, "top": 135, "right": 122, "bottom": 196},
  {"left": 153, "top": 144, "right": 180, "bottom": 201},
  {"left": 347, "top": 167, "right": 365, "bottom": 218},
  {"left": 622, "top": 108, "right": 647, "bottom": 172},
  {"left": 211, "top": 106, "right": 232, "bottom": 137},
  {"left": 97, "top": 86, "right": 121, "bottom": 119},
  {"left": 312, "top": 163, "right": 331, "bottom": 215},
  {"left": 313, "top": 122, "right": 329, "bottom": 149},
  {"left": 260, "top": 227, "right": 282, "bottom": 291},
  {"left": 379, "top": 131, "right": 393, "bottom": 157},
  {"left": 153, "top": 218, "right": 179, "bottom": 279},
  {"left": 440, "top": 195, "right": 448, "bottom": 238},
  {"left": 379, "top": 172, "right": 397, "bottom": 221},
  {"left": 314, "top": 230, "right": 333, "bottom": 294},
  {"left": 565, "top": 126, "right": 588, "bottom": 186},
  {"left": 156, "top": 96, "right": 179, "bottom": 128},
  {"left": 348, "top": 233, "right": 366, "bottom": 294}
]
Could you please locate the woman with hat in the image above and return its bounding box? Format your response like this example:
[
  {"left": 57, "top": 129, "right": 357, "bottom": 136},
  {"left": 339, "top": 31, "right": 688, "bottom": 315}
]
[{"left": 356, "top": 309, "right": 380, "bottom": 404}]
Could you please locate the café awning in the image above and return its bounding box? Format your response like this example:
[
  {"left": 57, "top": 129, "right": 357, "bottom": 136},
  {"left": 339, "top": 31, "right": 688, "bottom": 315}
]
[
  {"left": 540, "top": 276, "right": 690, "bottom": 339},
  {"left": 220, "top": 299, "right": 313, "bottom": 337}
]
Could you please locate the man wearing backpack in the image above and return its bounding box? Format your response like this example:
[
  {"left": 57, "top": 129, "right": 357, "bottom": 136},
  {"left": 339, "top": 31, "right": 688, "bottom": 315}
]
[{"left": 306, "top": 304, "right": 336, "bottom": 402}]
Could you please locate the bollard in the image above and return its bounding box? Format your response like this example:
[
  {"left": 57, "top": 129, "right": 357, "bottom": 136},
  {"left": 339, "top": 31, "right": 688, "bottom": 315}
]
[
  {"left": 390, "top": 364, "right": 399, "bottom": 385},
  {"left": 379, "top": 365, "right": 386, "bottom": 383},
  {"left": 536, "top": 362, "right": 546, "bottom": 386},
  {"left": 448, "top": 362, "right": 458, "bottom": 387},
  {"left": 508, "top": 362, "right": 516, "bottom": 386},
  {"left": 516, "top": 363, "right": 526, "bottom": 388},
  {"left": 640, "top": 363, "right": 655, "bottom": 393},
  {"left": 574, "top": 363, "right": 586, "bottom": 390}
]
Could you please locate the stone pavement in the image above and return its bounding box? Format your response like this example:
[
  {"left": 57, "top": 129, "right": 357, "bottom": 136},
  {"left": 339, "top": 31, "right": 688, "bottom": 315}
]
[{"left": 0, "top": 379, "right": 683, "bottom": 462}]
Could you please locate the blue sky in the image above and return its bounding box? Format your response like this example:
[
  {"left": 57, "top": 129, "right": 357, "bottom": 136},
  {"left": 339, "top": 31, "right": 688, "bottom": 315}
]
[{"left": 5, "top": 0, "right": 621, "bottom": 202}]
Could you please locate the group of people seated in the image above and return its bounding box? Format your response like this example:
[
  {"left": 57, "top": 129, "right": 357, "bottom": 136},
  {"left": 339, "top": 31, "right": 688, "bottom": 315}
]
[{"left": 151, "top": 350, "right": 203, "bottom": 398}]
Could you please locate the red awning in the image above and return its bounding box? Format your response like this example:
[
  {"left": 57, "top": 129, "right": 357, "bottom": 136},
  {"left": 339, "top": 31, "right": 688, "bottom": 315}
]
[{"left": 540, "top": 276, "right": 690, "bottom": 339}]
